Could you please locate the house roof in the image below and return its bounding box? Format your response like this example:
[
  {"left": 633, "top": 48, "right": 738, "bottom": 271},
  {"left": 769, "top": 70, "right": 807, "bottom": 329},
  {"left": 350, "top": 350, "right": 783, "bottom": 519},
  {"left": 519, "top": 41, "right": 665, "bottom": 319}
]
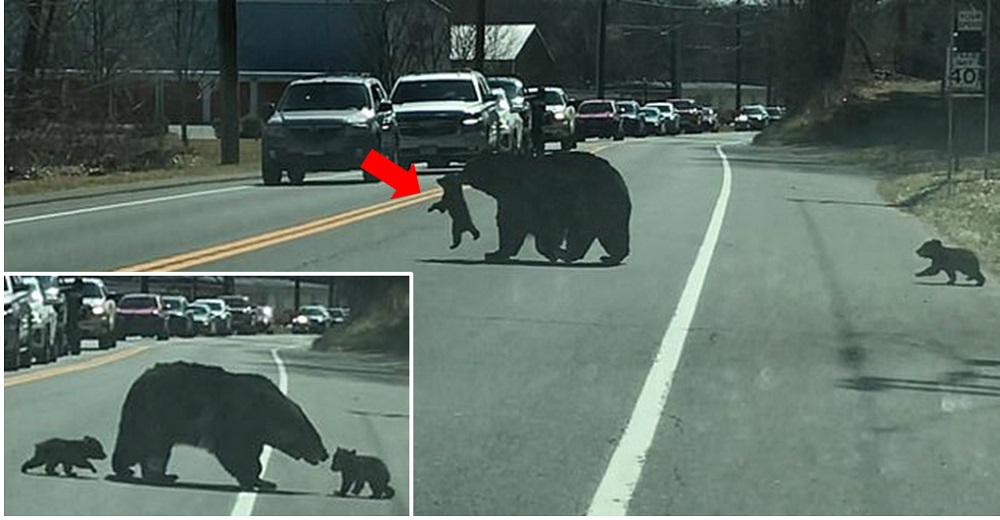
[{"left": 450, "top": 24, "right": 538, "bottom": 61}]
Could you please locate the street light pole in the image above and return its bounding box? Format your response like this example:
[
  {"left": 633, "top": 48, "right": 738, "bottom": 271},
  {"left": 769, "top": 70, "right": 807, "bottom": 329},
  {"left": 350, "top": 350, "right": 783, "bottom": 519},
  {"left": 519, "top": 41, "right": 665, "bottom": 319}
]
[
  {"left": 475, "top": 0, "right": 486, "bottom": 72},
  {"left": 735, "top": 0, "right": 743, "bottom": 111},
  {"left": 218, "top": 0, "right": 239, "bottom": 165},
  {"left": 597, "top": 0, "right": 608, "bottom": 98}
]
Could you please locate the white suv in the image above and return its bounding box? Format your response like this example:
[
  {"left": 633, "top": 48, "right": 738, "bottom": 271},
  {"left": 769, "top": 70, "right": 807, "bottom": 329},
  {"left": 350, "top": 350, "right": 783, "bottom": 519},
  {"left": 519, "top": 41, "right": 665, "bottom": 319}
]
[{"left": 390, "top": 71, "right": 502, "bottom": 168}]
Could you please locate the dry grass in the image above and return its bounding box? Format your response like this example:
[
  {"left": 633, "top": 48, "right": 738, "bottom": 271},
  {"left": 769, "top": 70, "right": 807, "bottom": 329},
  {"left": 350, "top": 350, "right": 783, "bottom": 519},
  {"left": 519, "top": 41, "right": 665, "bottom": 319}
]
[{"left": 4, "top": 137, "right": 261, "bottom": 197}]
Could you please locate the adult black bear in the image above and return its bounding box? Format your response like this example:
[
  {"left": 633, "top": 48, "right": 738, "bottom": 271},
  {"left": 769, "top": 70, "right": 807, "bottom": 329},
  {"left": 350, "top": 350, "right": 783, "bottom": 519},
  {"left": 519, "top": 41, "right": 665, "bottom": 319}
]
[
  {"left": 21, "top": 436, "right": 107, "bottom": 477},
  {"left": 457, "top": 152, "right": 631, "bottom": 265},
  {"left": 111, "top": 361, "right": 329, "bottom": 490},
  {"left": 330, "top": 447, "right": 395, "bottom": 499},
  {"left": 915, "top": 239, "right": 986, "bottom": 286}
]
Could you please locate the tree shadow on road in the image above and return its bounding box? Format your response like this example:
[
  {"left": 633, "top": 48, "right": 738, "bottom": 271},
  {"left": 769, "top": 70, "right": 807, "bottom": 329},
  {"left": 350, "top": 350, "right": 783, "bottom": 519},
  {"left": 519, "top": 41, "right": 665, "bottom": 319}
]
[
  {"left": 838, "top": 375, "right": 1000, "bottom": 398},
  {"left": 417, "top": 258, "right": 621, "bottom": 269},
  {"left": 785, "top": 196, "right": 902, "bottom": 208},
  {"left": 104, "top": 474, "right": 316, "bottom": 496}
]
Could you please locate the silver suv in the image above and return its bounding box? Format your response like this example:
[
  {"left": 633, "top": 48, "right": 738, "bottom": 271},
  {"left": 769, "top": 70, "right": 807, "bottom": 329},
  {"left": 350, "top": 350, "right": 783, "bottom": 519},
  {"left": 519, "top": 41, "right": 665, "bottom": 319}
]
[
  {"left": 390, "top": 71, "right": 501, "bottom": 168},
  {"left": 262, "top": 74, "right": 399, "bottom": 185}
]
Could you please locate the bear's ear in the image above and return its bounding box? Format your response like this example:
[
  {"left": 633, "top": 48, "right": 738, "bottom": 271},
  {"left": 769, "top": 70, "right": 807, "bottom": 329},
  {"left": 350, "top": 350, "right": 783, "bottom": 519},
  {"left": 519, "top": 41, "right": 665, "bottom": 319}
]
[
  {"left": 931, "top": 239, "right": 942, "bottom": 246},
  {"left": 349, "top": 449, "right": 357, "bottom": 455}
]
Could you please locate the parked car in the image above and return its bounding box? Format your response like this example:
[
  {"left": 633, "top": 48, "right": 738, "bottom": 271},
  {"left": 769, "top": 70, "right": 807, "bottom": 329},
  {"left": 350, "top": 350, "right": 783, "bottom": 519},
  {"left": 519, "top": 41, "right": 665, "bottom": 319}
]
[
  {"left": 5, "top": 275, "right": 34, "bottom": 370},
  {"left": 31, "top": 276, "right": 71, "bottom": 358},
  {"left": 57, "top": 277, "right": 117, "bottom": 350},
  {"left": 161, "top": 295, "right": 195, "bottom": 338},
  {"left": 487, "top": 76, "right": 532, "bottom": 152},
  {"left": 22, "top": 276, "right": 62, "bottom": 364},
  {"left": 491, "top": 88, "right": 525, "bottom": 155},
  {"left": 617, "top": 100, "right": 645, "bottom": 137},
  {"left": 644, "top": 102, "right": 681, "bottom": 135},
  {"left": 538, "top": 86, "right": 578, "bottom": 151},
  {"left": 115, "top": 293, "right": 170, "bottom": 341},
  {"left": 700, "top": 105, "right": 721, "bottom": 132},
  {"left": 291, "top": 305, "right": 333, "bottom": 334},
  {"left": 187, "top": 303, "right": 220, "bottom": 336},
  {"left": 261, "top": 74, "right": 398, "bottom": 185},
  {"left": 765, "top": 105, "right": 787, "bottom": 122},
  {"left": 390, "top": 70, "right": 501, "bottom": 168},
  {"left": 667, "top": 98, "right": 704, "bottom": 133},
  {"left": 734, "top": 104, "right": 770, "bottom": 131},
  {"left": 576, "top": 99, "right": 625, "bottom": 140},
  {"left": 638, "top": 106, "right": 668, "bottom": 136},
  {"left": 191, "top": 298, "right": 233, "bottom": 335},
  {"left": 220, "top": 295, "right": 259, "bottom": 335}
]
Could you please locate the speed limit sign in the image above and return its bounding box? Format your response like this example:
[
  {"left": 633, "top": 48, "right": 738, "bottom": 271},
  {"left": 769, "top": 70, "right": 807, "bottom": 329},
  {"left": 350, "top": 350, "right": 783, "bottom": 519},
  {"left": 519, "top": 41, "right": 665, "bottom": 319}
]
[{"left": 949, "top": 51, "right": 984, "bottom": 93}]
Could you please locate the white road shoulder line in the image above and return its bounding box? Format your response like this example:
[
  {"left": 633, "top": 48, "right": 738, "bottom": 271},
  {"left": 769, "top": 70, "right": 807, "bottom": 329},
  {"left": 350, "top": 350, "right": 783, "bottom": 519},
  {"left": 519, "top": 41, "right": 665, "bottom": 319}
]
[
  {"left": 5, "top": 185, "right": 252, "bottom": 225},
  {"left": 586, "top": 144, "right": 733, "bottom": 516},
  {"left": 230, "top": 348, "right": 289, "bottom": 516}
]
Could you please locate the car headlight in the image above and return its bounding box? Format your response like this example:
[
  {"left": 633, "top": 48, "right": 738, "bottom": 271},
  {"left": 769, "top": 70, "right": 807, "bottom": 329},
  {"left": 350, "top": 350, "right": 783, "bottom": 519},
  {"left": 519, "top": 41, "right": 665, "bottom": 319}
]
[
  {"left": 91, "top": 305, "right": 105, "bottom": 315},
  {"left": 553, "top": 112, "right": 565, "bottom": 121},
  {"left": 462, "top": 115, "right": 483, "bottom": 126},
  {"left": 294, "top": 315, "right": 308, "bottom": 324},
  {"left": 736, "top": 115, "right": 748, "bottom": 122}
]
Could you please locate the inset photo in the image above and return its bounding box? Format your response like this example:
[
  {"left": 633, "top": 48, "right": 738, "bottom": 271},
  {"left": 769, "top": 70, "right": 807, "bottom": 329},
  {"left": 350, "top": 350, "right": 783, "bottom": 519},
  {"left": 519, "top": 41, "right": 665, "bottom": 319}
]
[{"left": 4, "top": 274, "right": 410, "bottom": 516}]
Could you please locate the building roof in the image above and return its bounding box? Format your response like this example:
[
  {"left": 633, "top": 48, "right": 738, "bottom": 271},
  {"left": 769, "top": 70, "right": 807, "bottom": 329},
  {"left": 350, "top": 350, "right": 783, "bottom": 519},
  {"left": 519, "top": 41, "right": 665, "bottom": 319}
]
[{"left": 450, "top": 24, "right": 538, "bottom": 61}]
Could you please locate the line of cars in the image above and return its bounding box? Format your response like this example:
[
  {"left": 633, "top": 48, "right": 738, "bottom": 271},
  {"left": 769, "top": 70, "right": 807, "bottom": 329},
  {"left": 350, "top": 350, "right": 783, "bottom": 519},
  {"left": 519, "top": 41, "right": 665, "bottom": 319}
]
[
  {"left": 3, "top": 276, "right": 275, "bottom": 372},
  {"left": 290, "top": 304, "right": 350, "bottom": 334},
  {"left": 733, "top": 104, "right": 787, "bottom": 131}
]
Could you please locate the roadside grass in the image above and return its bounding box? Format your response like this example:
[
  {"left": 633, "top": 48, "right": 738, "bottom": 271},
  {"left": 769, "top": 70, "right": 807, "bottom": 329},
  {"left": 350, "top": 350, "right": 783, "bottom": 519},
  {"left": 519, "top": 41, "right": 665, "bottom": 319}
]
[
  {"left": 756, "top": 78, "right": 1000, "bottom": 279},
  {"left": 4, "top": 137, "right": 261, "bottom": 197},
  {"left": 312, "top": 312, "right": 408, "bottom": 359}
]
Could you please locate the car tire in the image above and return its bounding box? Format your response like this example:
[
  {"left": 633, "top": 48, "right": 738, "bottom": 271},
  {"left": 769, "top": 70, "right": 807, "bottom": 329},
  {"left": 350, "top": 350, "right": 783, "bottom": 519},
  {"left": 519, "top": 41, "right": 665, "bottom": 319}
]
[{"left": 288, "top": 169, "right": 306, "bottom": 185}]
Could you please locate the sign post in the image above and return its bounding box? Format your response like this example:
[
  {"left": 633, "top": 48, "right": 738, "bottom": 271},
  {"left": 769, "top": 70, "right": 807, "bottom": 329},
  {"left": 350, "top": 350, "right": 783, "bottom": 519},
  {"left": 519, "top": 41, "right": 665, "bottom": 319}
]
[
  {"left": 946, "top": 3, "right": 988, "bottom": 187},
  {"left": 984, "top": 0, "right": 992, "bottom": 180}
]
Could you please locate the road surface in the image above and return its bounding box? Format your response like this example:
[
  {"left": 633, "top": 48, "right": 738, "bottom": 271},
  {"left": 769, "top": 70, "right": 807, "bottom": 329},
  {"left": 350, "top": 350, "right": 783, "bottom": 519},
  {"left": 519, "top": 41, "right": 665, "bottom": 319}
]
[
  {"left": 6, "top": 134, "right": 999, "bottom": 514},
  {"left": 4, "top": 334, "right": 409, "bottom": 516}
]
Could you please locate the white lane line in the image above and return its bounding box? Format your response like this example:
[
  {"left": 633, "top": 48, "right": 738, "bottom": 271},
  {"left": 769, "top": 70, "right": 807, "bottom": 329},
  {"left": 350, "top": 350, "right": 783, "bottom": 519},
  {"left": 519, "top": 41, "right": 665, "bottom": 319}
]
[
  {"left": 586, "top": 144, "right": 733, "bottom": 516},
  {"left": 230, "top": 348, "right": 288, "bottom": 516},
  {"left": 5, "top": 185, "right": 252, "bottom": 225}
]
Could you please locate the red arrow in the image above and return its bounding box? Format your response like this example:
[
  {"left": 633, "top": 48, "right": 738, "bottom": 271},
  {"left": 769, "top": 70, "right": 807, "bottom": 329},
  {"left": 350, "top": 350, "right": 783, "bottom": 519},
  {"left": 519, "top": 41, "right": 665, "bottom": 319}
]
[{"left": 360, "top": 150, "right": 420, "bottom": 199}]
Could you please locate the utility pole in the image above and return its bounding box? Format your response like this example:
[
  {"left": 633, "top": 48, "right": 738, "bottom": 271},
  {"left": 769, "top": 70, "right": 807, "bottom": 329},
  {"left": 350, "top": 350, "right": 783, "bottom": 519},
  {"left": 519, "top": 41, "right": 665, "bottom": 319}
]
[
  {"left": 735, "top": 0, "right": 743, "bottom": 111},
  {"left": 218, "top": 0, "right": 239, "bottom": 165},
  {"left": 671, "top": 6, "right": 681, "bottom": 98},
  {"left": 475, "top": 0, "right": 486, "bottom": 71},
  {"left": 597, "top": 0, "right": 608, "bottom": 98},
  {"left": 985, "top": 0, "right": 992, "bottom": 180}
]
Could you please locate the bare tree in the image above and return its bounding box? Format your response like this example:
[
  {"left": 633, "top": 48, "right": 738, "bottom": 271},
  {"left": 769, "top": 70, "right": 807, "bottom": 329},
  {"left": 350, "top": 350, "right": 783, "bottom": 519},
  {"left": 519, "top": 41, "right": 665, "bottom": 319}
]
[
  {"left": 354, "top": 0, "right": 451, "bottom": 87},
  {"left": 451, "top": 23, "right": 522, "bottom": 73}
]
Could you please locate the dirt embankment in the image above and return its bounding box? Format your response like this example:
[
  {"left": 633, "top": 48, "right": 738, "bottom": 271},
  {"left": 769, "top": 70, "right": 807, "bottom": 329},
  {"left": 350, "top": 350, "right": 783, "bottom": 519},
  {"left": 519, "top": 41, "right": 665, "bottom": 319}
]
[{"left": 756, "top": 79, "right": 1000, "bottom": 279}]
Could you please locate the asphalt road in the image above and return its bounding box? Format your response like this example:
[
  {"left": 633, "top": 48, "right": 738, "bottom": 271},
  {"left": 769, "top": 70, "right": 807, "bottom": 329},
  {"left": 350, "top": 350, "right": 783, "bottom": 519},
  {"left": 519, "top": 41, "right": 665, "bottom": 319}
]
[
  {"left": 6, "top": 134, "right": 1000, "bottom": 514},
  {"left": 3, "top": 334, "right": 409, "bottom": 516}
]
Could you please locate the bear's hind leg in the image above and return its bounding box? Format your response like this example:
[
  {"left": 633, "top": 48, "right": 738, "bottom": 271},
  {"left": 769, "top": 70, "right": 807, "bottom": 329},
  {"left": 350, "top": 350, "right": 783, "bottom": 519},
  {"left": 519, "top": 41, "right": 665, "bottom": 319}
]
[
  {"left": 562, "top": 223, "right": 597, "bottom": 263},
  {"left": 597, "top": 223, "right": 630, "bottom": 265}
]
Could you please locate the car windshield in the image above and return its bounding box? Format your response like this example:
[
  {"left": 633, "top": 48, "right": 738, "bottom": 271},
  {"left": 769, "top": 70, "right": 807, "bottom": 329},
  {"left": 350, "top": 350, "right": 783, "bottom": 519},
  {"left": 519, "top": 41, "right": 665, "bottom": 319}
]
[
  {"left": 639, "top": 108, "right": 659, "bottom": 117},
  {"left": 222, "top": 296, "right": 250, "bottom": 307},
  {"left": 300, "top": 306, "right": 327, "bottom": 317},
  {"left": 743, "top": 105, "right": 767, "bottom": 116},
  {"left": 620, "top": 103, "right": 637, "bottom": 114},
  {"left": 766, "top": 107, "right": 783, "bottom": 116},
  {"left": 162, "top": 298, "right": 185, "bottom": 310},
  {"left": 188, "top": 305, "right": 209, "bottom": 316},
  {"left": 119, "top": 296, "right": 157, "bottom": 309},
  {"left": 670, "top": 99, "right": 696, "bottom": 110},
  {"left": 543, "top": 90, "right": 565, "bottom": 105},
  {"left": 488, "top": 79, "right": 521, "bottom": 101},
  {"left": 649, "top": 103, "right": 673, "bottom": 113},
  {"left": 196, "top": 300, "right": 223, "bottom": 311},
  {"left": 391, "top": 79, "right": 478, "bottom": 103},
  {"left": 278, "top": 83, "right": 370, "bottom": 111},
  {"left": 579, "top": 101, "right": 613, "bottom": 114}
]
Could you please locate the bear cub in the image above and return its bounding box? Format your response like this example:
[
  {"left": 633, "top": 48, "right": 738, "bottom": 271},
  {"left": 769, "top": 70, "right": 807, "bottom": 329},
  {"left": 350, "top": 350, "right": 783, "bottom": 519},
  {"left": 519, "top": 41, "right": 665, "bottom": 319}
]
[
  {"left": 915, "top": 239, "right": 986, "bottom": 286},
  {"left": 428, "top": 174, "right": 480, "bottom": 249},
  {"left": 21, "top": 436, "right": 107, "bottom": 477},
  {"left": 330, "top": 447, "right": 395, "bottom": 499}
]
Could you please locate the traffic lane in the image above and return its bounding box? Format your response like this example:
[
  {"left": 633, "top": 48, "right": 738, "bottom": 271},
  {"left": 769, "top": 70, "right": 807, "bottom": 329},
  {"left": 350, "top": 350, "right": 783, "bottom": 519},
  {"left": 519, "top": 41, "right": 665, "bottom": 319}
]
[
  {"left": 409, "top": 139, "right": 729, "bottom": 515},
  {"left": 3, "top": 170, "right": 444, "bottom": 271},
  {"left": 629, "top": 143, "right": 1000, "bottom": 515},
  {"left": 4, "top": 335, "right": 370, "bottom": 515},
  {"left": 249, "top": 348, "right": 410, "bottom": 516}
]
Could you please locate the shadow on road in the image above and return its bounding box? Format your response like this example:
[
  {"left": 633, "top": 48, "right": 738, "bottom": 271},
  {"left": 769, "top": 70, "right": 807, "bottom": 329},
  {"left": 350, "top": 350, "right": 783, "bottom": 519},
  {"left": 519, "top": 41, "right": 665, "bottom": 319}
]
[
  {"left": 21, "top": 472, "right": 100, "bottom": 481},
  {"left": 838, "top": 375, "right": 1000, "bottom": 398},
  {"left": 786, "top": 197, "right": 901, "bottom": 208},
  {"left": 418, "top": 258, "right": 620, "bottom": 269},
  {"left": 913, "top": 281, "right": 984, "bottom": 288},
  {"left": 104, "top": 474, "right": 316, "bottom": 496}
]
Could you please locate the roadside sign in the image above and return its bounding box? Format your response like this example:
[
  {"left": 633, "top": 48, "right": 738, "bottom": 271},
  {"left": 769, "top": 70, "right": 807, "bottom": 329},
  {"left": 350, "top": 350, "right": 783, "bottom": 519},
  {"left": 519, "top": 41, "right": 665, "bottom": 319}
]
[
  {"left": 957, "top": 8, "right": 984, "bottom": 30},
  {"left": 949, "top": 51, "right": 984, "bottom": 93}
]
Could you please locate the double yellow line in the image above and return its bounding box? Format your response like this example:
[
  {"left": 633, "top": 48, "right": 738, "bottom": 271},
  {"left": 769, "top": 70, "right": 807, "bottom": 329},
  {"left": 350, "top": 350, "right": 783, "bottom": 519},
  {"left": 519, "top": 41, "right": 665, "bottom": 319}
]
[
  {"left": 117, "top": 188, "right": 443, "bottom": 272},
  {"left": 4, "top": 346, "right": 151, "bottom": 387}
]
